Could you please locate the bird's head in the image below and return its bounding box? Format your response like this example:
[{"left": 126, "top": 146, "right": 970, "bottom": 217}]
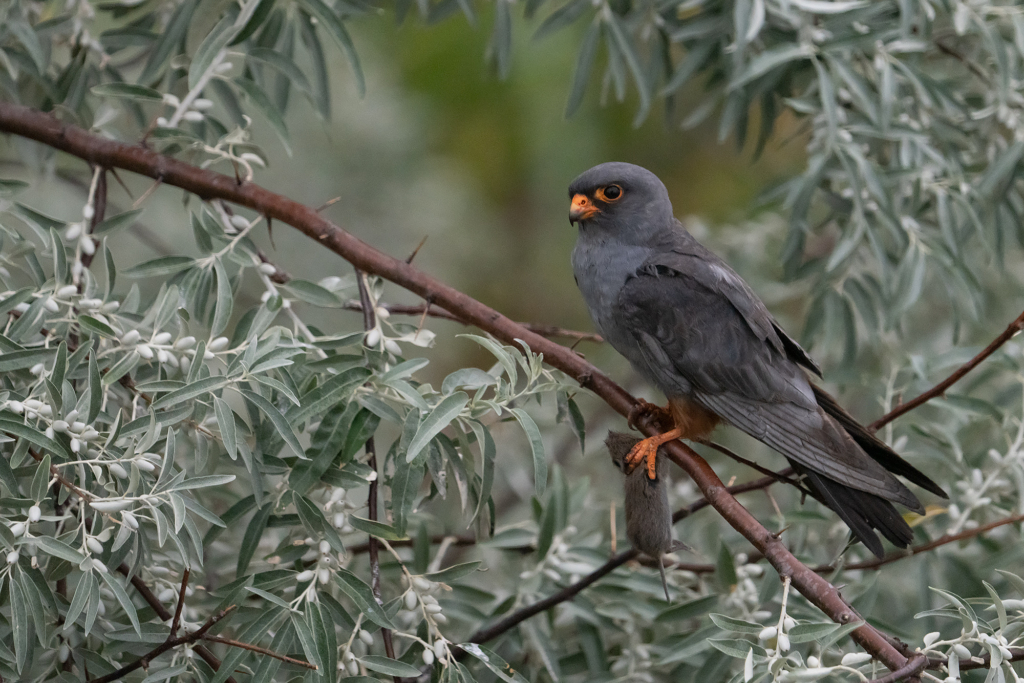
[{"left": 568, "top": 162, "right": 674, "bottom": 242}]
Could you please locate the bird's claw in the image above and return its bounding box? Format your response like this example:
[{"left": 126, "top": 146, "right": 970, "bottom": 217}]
[
  {"left": 624, "top": 437, "right": 660, "bottom": 480},
  {"left": 628, "top": 400, "right": 672, "bottom": 432}
]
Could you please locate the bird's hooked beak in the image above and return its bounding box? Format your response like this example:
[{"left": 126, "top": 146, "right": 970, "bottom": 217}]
[{"left": 569, "top": 193, "right": 599, "bottom": 225}]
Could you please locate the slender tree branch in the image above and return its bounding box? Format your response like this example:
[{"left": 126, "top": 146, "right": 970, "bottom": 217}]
[
  {"left": 80, "top": 167, "right": 106, "bottom": 270},
  {"left": 348, "top": 534, "right": 480, "bottom": 555},
  {"left": 954, "top": 647, "right": 1024, "bottom": 672},
  {"left": 202, "top": 635, "right": 318, "bottom": 669},
  {"left": 86, "top": 606, "right": 236, "bottom": 683},
  {"left": 869, "top": 308, "right": 1024, "bottom": 431},
  {"left": 118, "top": 563, "right": 236, "bottom": 683},
  {"left": 468, "top": 549, "right": 638, "bottom": 645},
  {"left": 701, "top": 441, "right": 806, "bottom": 494},
  {"left": 341, "top": 300, "right": 604, "bottom": 343},
  {"left": 836, "top": 512, "right": 1024, "bottom": 572},
  {"left": 170, "top": 569, "right": 190, "bottom": 637},
  {"left": 0, "top": 102, "right": 907, "bottom": 672},
  {"left": 468, "top": 471, "right": 790, "bottom": 644},
  {"left": 355, "top": 270, "right": 400, "bottom": 677}
]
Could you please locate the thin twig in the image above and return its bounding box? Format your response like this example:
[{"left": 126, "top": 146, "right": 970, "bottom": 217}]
[
  {"left": 86, "top": 606, "right": 236, "bottom": 683},
  {"left": 203, "top": 635, "right": 318, "bottom": 669},
  {"left": 80, "top": 167, "right": 106, "bottom": 270},
  {"left": 355, "top": 270, "right": 400, "bottom": 679},
  {"left": 869, "top": 308, "right": 1024, "bottom": 431},
  {"left": 117, "top": 563, "right": 235, "bottom": 682},
  {"left": 835, "top": 512, "right": 1024, "bottom": 572},
  {"left": 170, "top": 569, "right": 190, "bottom": 637},
  {"left": 467, "top": 472, "right": 785, "bottom": 644},
  {"left": 341, "top": 300, "right": 604, "bottom": 343},
  {"left": 702, "top": 441, "right": 808, "bottom": 494},
  {"left": 347, "top": 534, "right": 480, "bottom": 555}
]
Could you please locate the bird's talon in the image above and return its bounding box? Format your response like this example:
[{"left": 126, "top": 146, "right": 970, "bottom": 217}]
[{"left": 628, "top": 400, "right": 672, "bottom": 431}]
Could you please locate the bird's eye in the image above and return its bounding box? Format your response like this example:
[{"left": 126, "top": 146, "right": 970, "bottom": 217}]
[{"left": 597, "top": 185, "right": 623, "bottom": 202}]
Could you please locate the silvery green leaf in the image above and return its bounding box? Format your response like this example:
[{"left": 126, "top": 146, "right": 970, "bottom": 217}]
[
  {"left": 510, "top": 408, "right": 546, "bottom": 495},
  {"left": 123, "top": 256, "right": 196, "bottom": 278},
  {"left": 565, "top": 18, "right": 601, "bottom": 117},
  {"left": 300, "top": 0, "right": 365, "bottom": 96},
  {"left": 139, "top": 0, "right": 198, "bottom": 83},
  {"left": 407, "top": 392, "right": 468, "bottom": 463},
  {"left": 238, "top": 387, "right": 304, "bottom": 457},
  {"left": 731, "top": 45, "right": 813, "bottom": 89},
  {"left": 233, "top": 77, "right": 292, "bottom": 155},
  {"left": 91, "top": 83, "right": 162, "bottom": 101}
]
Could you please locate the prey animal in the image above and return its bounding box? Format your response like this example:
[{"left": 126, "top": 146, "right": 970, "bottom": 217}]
[
  {"left": 607, "top": 431, "right": 689, "bottom": 600},
  {"left": 570, "top": 162, "right": 946, "bottom": 558}
]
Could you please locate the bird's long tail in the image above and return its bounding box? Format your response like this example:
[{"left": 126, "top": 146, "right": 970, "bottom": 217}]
[
  {"left": 811, "top": 385, "right": 947, "bottom": 498},
  {"left": 792, "top": 385, "right": 947, "bottom": 558},
  {"left": 789, "top": 461, "right": 913, "bottom": 558}
]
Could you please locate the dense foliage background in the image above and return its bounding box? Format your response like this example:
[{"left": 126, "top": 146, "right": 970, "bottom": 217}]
[{"left": 3, "top": 0, "right": 1024, "bottom": 680}]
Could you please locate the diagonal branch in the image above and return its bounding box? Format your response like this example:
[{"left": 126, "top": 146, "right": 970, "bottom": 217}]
[
  {"left": 868, "top": 654, "right": 927, "bottom": 683},
  {"left": 468, "top": 470, "right": 787, "bottom": 644},
  {"left": 869, "top": 308, "right": 1024, "bottom": 431},
  {"left": 87, "top": 606, "right": 236, "bottom": 683},
  {"left": 0, "top": 101, "right": 907, "bottom": 673}
]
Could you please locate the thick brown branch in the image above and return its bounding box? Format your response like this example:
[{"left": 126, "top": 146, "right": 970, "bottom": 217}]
[
  {"left": 0, "top": 102, "right": 907, "bottom": 673},
  {"left": 869, "top": 308, "right": 1024, "bottom": 431},
  {"left": 868, "top": 654, "right": 926, "bottom": 683}
]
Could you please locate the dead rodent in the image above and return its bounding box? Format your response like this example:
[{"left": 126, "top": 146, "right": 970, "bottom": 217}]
[{"left": 606, "top": 431, "right": 690, "bottom": 600}]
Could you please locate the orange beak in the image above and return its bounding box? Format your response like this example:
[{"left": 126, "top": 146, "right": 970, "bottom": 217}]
[{"left": 569, "top": 193, "right": 599, "bottom": 223}]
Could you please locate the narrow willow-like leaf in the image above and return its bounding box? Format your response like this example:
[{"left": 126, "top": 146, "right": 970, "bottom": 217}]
[
  {"left": 238, "top": 387, "right": 304, "bottom": 457},
  {"left": 407, "top": 392, "right": 468, "bottom": 463},
  {"left": 139, "top": 0, "right": 199, "bottom": 84},
  {"left": 334, "top": 568, "right": 399, "bottom": 630},
  {"left": 565, "top": 18, "right": 601, "bottom": 117},
  {"left": 511, "top": 408, "right": 546, "bottom": 496},
  {"left": 300, "top": 0, "right": 365, "bottom": 96}
]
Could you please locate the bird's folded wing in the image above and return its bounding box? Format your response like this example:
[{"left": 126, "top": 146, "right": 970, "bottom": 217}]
[
  {"left": 648, "top": 229, "right": 822, "bottom": 377},
  {"left": 618, "top": 267, "right": 921, "bottom": 509}
]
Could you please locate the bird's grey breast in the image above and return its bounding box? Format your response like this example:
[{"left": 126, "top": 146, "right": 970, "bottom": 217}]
[{"left": 571, "top": 232, "right": 650, "bottom": 358}]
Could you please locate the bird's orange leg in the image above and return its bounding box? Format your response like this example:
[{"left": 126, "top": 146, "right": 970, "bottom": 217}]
[{"left": 624, "top": 428, "right": 683, "bottom": 479}]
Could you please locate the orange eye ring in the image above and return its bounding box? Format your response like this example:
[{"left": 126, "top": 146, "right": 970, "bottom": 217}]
[{"left": 596, "top": 185, "right": 623, "bottom": 202}]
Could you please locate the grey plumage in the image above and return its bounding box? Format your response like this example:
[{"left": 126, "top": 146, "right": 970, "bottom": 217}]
[
  {"left": 571, "top": 162, "right": 946, "bottom": 558},
  {"left": 607, "top": 431, "right": 684, "bottom": 600}
]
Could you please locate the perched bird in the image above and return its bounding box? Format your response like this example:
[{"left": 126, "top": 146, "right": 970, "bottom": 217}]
[
  {"left": 607, "top": 431, "right": 688, "bottom": 600},
  {"left": 570, "top": 162, "right": 947, "bottom": 558}
]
